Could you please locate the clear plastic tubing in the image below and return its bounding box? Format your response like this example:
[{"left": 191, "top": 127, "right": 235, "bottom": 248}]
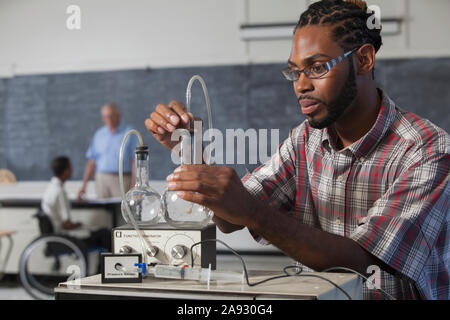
[
  {"left": 119, "top": 130, "right": 151, "bottom": 267},
  {"left": 186, "top": 75, "right": 213, "bottom": 161}
]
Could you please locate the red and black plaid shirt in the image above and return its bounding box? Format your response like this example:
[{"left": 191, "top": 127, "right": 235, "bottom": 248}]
[{"left": 243, "top": 89, "right": 449, "bottom": 300}]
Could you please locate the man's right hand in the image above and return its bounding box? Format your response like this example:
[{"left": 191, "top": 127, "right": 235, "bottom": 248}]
[
  {"left": 77, "top": 185, "right": 86, "bottom": 200},
  {"left": 145, "top": 100, "right": 193, "bottom": 150}
]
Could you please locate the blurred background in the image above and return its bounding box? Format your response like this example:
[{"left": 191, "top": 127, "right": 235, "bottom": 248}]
[{"left": 0, "top": 0, "right": 449, "bottom": 299}]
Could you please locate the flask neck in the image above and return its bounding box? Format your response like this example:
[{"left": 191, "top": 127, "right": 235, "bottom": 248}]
[
  {"left": 135, "top": 158, "right": 150, "bottom": 187},
  {"left": 180, "top": 125, "right": 203, "bottom": 165}
]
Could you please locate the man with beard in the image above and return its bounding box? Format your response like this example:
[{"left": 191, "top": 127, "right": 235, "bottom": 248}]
[{"left": 144, "top": 0, "right": 449, "bottom": 299}]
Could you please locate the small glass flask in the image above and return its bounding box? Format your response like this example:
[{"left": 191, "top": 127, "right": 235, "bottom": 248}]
[
  {"left": 162, "top": 187, "right": 213, "bottom": 228},
  {"left": 162, "top": 128, "right": 213, "bottom": 228},
  {"left": 121, "top": 146, "right": 162, "bottom": 226}
]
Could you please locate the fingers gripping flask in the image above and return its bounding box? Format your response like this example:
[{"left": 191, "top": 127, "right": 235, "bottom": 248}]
[
  {"left": 162, "top": 75, "right": 214, "bottom": 228},
  {"left": 121, "top": 146, "right": 162, "bottom": 226},
  {"left": 162, "top": 128, "right": 213, "bottom": 228}
]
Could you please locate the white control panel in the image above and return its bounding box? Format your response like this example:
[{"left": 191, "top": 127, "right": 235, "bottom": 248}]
[
  {"left": 101, "top": 253, "right": 142, "bottom": 283},
  {"left": 112, "top": 225, "right": 216, "bottom": 268}
]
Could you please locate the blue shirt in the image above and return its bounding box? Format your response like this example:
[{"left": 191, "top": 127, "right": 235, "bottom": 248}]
[{"left": 86, "top": 122, "right": 139, "bottom": 173}]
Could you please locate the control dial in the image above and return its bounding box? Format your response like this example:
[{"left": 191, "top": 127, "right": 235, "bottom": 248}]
[
  {"left": 146, "top": 246, "right": 159, "bottom": 257},
  {"left": 119, "top": 245, "right": 133, "bottom": 254},
  {"left": 171, "top": 245, "right": 187, "bottom": 259}
]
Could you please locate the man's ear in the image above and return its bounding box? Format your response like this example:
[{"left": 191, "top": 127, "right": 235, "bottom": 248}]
[{"left": 355, "top": 44, "right": 376, "bottom": 76}]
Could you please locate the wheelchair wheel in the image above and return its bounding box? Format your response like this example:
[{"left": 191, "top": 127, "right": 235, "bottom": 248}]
[{"left": 19, "top": 235, "right": 87, "bottom": 300}]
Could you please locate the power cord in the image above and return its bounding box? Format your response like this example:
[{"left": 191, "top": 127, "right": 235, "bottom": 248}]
[{"left": 190, "top": 239, "right": 354, "bottom": 300}]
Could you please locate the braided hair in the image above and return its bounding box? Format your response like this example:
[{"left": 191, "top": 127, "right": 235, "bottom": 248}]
[{"left": 295, "top": 0, "right": 382, "bottom": 78}]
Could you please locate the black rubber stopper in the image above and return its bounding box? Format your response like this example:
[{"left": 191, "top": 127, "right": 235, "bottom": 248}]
[{"left": 135, "top": 145, "right": 149, "bottom": 160}]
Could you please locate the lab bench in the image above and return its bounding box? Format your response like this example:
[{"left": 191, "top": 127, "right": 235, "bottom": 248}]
[{"left": 54, "top": 271, "right": 362, "bottom": 300}]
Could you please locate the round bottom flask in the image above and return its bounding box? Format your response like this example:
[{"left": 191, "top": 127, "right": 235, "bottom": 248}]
[
  {"left": 162, "top": 190, "right": 213, "bottom": 228},
  {"left": 121, "top": 146, "right": 162, "bottom": 226},
  {"left": 122, "top": 188, "right": 162, "bottom": 226}
]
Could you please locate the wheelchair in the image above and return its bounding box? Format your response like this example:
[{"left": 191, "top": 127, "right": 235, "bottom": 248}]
[{"left": 19, "top": 210, "right": 106, "bottom": 300}]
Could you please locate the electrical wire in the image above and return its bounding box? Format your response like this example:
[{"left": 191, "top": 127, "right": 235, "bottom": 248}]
[{"left": 189, "top": 239, "right": 353, "bottom": 300}]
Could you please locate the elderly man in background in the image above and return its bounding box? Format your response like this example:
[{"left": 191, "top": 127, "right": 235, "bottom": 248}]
[{"left": 78, "top": 103, "right": 139, "bottom": 199}]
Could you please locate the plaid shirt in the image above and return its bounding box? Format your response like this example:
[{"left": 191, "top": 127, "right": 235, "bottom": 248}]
[{"left": 242, "top": 90, "right": 450, "bottom": 300}]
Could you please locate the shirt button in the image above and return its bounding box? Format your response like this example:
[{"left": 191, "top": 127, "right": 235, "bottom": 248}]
[
  {"left": 337, "top": 175, "right": 344, "bottom": 182},
  {"left": 335, "top": 219, "right": 341, "bottom": 225},
  {"left": 359, "top": 157, "right": 366, "bottom": 163}
]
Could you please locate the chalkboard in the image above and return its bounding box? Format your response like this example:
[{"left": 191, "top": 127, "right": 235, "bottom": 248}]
[{"left": 0, "top": 59, "right": 449, "bottom": 181}]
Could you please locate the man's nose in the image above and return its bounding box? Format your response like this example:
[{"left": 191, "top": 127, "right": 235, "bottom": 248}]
[{"left": 294, "top": 72, "right": 314, "bottom": 95}]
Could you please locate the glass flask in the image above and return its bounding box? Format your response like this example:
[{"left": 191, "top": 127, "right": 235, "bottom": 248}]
[
  {"left": 121, "top": 146, "right": 162, "bottom": 226},
  {"left": 162, "top": 188, "right": 213, "bottom": 228},
  {"left": 162, "top": 128, "right": 213, "bottom": 228}
]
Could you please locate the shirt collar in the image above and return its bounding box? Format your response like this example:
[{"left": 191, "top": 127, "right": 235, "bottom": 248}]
[
  {"left": 51, "top": 176, "right": 63, "bottom": 186},
  {"left": 105, "top": 121, "right": 124, "bottom": 134},
  {"left": 321, "top": 89, "right": 397, "bottom": 158},
  {"left": 116, "top": 121, "right": 124, "bottom": 132}
]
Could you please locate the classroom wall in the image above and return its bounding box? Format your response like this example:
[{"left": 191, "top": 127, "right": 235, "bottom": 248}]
[{"left": 0, "top": 0, "right": 449, "bottom": 77}]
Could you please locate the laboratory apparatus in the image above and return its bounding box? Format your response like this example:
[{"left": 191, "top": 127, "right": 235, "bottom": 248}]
[
  {"left": 103, "top": 260, "right": 242, "bottom": 286},
  {"left": 120, "top": 145, "right": 162, "bottom": 226},
  {"left": 120, "top": 131, "right": 162, "bottom": 226},
  {"left": 101, "top": 253, "right": 142, "bottom": 283},
  {"left": 162, "top": 75, "right": 214, "bottom": 228},
  {"left": 112, "top": 223, "right": 216, "bottom": 268},
  {"left": 119, "top": 129, "right": 163, "bottom": 267},
  {"left": 111, "top": 76, "right": 217, "bottom": 283},
  {"left": 148, "top": 265, "right": 244, "bottom": 285}
]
